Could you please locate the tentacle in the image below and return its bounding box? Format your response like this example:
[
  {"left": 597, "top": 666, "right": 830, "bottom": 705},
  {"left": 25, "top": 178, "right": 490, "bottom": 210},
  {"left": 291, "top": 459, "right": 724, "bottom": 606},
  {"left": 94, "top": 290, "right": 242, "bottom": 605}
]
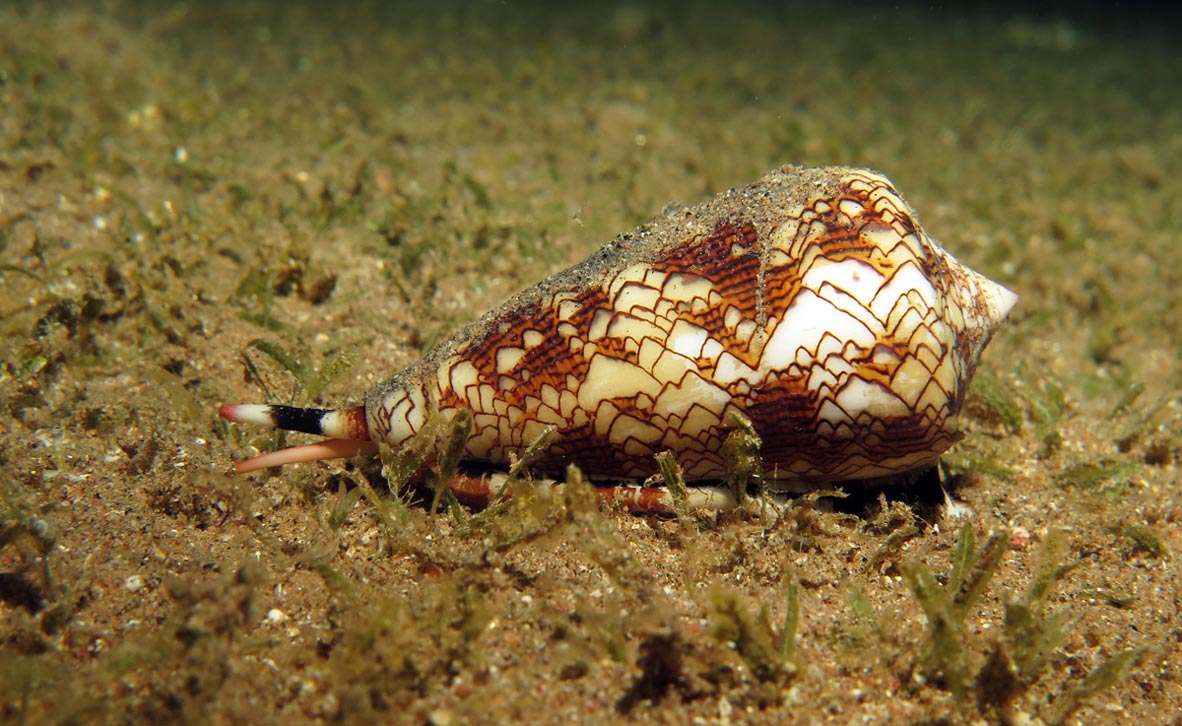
[
  {"left": 597, "top": 484, "right": 739, "bottom": 513},
  {"left": 446, "top": 473, "right": 744, "bottom": 514}
]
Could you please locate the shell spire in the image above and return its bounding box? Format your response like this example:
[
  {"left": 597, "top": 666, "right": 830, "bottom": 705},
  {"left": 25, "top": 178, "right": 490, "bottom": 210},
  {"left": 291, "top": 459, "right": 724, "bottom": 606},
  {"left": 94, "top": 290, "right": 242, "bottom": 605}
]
[{"left": 222, "top": 165, "right": 1016, "bottom": 490}]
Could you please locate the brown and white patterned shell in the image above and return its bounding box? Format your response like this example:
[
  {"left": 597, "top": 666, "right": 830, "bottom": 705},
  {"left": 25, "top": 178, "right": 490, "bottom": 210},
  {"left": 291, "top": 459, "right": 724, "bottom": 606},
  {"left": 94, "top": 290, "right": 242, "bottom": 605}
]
[{"left": 340, "top": 165, "right": 1015, "bottom": 489}]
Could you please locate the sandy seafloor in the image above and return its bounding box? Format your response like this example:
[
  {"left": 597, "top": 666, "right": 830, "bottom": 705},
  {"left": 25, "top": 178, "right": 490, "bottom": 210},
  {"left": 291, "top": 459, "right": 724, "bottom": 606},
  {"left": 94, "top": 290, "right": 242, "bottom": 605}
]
[{"left": 1, "top": 1, "right": 1180, "bottom": 723}]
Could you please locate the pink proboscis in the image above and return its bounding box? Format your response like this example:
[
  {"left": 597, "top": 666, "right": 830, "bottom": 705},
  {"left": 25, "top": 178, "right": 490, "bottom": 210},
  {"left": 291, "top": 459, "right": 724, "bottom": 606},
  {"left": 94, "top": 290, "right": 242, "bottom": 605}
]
[{"left": 230, "top": 439, "right": 380, "bottom": 474}]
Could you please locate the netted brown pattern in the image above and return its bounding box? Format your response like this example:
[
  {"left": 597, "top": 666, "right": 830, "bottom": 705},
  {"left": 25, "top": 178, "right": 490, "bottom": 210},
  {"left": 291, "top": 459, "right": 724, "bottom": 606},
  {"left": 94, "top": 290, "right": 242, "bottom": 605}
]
[{"left": 365, "top": 166, "right": 1014, "bottom": 488}]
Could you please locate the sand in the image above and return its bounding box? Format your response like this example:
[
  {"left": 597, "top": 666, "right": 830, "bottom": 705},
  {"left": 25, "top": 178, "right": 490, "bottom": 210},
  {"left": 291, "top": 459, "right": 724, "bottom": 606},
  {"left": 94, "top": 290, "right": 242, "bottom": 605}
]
[{"left": 0, "top": 1, "right": 1178, "bottom": 723}]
